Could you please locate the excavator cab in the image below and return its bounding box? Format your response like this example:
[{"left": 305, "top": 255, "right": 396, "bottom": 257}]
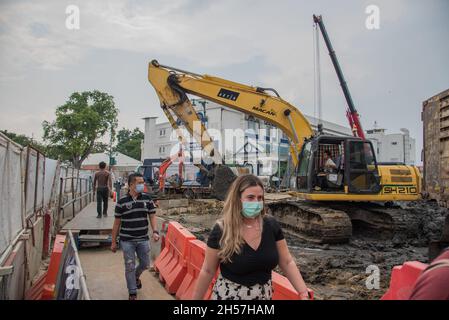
[{"left": 296, "top": 136, "right": 381, "bottom": 194}]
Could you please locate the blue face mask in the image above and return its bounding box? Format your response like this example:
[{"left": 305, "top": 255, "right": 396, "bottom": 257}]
[
  {"left": 241, "top": 201, "right": 263, "bottom": 218},
  {"left": 135, "top": 183, "right": 145, "bottom": 193}
]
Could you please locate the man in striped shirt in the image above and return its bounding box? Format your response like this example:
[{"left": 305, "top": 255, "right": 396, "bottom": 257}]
[{"left": 111, "top": 172, "right": 160, "bottom": 300}]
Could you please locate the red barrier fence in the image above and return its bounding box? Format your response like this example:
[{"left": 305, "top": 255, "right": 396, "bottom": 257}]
[
  {"left": 153, "top": 221, "right": 196, "bottom": 294},
  {"left": 41, "top": 234, "right": 66, "bottom": 300},
  {"left": 381, "top": 261, "right": 427, "bottom": 300}
]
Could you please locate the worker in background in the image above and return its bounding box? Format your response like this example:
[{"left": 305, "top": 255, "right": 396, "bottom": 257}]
[
  {"left": 192, "top": 174, "right": 310, "bottom": 300},
  {"left": 409, "top": 245, "right": 449, "bottom": 300},
  {"left": 111, "top": 172, "right": 160, "bottom": 300},
  {"left": 93, "top": 161, "right": 112, "bottom": 218}
]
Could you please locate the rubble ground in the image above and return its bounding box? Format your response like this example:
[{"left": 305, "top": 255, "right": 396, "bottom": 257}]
[{"left": 159, "top": 198, "right": 448, "bottom": 300}]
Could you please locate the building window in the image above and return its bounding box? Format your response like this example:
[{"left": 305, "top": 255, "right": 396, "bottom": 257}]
[
  {"left": 391, "top": 142, "right": 397, "bottom": 145},
  {"left": 159, "top": 129, "right": 166, "bottom": 136}
]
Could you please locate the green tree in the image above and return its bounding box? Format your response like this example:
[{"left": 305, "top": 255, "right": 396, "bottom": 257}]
[
  {"left": 43, "top": 91, "right": 118, "bottom": 168},
  {"left": 115, "top": 127, "right": 144, "bottom": 161}
]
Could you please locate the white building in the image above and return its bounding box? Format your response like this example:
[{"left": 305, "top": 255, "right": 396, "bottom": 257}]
[
  {"left": 141, "top": 101, "right": 352, "bottom": 176},
  {"left": 366, "top": 124, "right": 416, "bottom": 165}
]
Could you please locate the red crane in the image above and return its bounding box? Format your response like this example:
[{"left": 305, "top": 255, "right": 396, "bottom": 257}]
[{"left": 313, "top": 14, "right": 366, "bottom": 139}]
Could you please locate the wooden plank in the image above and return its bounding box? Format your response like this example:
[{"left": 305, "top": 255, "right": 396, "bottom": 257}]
[{"left": 61, "top": 200, "right": 114, "bottom": 231}]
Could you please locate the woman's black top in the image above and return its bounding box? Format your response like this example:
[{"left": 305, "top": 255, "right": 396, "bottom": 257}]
[{"left": 206, "top": 215, "right": 285, "bottom": 287}]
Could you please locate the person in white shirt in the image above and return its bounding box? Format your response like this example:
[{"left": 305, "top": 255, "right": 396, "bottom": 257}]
[{"left": 323, "top": 150, "right": 337, "bottom": 173}]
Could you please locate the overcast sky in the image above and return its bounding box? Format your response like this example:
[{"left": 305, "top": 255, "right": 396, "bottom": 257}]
[{"left": 0, "top": 0, "right": 448, "bottom": 164}]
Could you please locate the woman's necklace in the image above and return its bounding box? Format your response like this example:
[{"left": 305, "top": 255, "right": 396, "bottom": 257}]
[{"left": 243, "top": 218, "right": 261, "bottom": 229}]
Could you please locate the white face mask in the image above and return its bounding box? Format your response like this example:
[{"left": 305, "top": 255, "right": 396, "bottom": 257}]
[{"left": 135, "top": 183, "right": 144, "bottom": 193}]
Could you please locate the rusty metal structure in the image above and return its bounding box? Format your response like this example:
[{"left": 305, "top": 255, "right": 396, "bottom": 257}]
[{"left": 422, "top": 88, "right": 449, "bottom": 207}]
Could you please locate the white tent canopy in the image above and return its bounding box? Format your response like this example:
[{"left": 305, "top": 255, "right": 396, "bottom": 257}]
[{"left": 83, "top": 152, "right": 142, "bottom": 167}]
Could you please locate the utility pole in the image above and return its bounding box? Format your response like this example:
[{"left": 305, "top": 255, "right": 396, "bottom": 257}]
[{"left": 109, "top": 126, "right": 116, "bottom": 169}]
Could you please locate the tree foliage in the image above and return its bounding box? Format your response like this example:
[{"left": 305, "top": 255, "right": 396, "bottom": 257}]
[
  {"left": 43, "top": 91, "right": 118, "bottom": 168},
  {"left": 114, "top": 127, "right": 144, "bottom": 161}
]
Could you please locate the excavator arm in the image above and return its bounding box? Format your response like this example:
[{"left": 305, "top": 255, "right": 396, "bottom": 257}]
[{"left": 148, "top": 60, "right": 314, "bottom": 167}]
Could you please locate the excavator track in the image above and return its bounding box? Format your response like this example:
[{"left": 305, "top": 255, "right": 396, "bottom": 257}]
[
  {"left": 266, "top": 196, "right": 424, "bottom": 244},
  {"left": 329, "top": 202, "right": 422, "bottom": 240},
  {"left": 266, "top": 199, "right": 352, "bottom": 243}
]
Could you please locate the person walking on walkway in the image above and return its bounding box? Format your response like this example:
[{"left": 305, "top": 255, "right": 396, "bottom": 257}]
[
  {"left": 93, "top": 161, "right": 112, "bottom": 218},
  {"left": 193, "top": 174, "right": 310, "bottom": 300},
  {"left": 111, "top": 172, "right": 160, "bottom": 300}
]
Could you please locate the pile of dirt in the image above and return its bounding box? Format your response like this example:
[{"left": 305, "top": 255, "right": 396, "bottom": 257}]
[
  {"left": 401, "top": 200, "right": 448, "bottom": 243},
  {"left": 285, "top": 234, "right": 428, "bottom": 300}
]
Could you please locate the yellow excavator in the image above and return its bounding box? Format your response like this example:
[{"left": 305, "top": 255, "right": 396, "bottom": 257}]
[{"left": 147, "top": 16, "right": 422, "bottom": 243}]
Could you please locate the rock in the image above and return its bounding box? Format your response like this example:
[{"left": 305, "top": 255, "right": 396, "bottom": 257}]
[
  {"left": 372, "top": 253, "right": 385, "bottom": 264},
  {"left": 329, "top": 259, "right": 343, "bottom": 268}
]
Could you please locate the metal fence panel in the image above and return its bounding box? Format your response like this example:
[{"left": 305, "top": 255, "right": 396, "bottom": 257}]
[{"left": 0, "top": 133, "right": 23, "bottom": 256}]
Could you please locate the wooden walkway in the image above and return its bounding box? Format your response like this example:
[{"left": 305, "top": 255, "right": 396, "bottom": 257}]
[
  {"left": 79, "top": 248, "right": 174, "bottom": 300},
  {"left": 62, "top": 200, "right": 115, "bottom": 232},
  {"left": 62, "top": 199, "right": 173, "bottom": 300}
]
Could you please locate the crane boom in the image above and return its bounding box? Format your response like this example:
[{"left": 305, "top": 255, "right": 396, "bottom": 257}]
[{"left": 313, "top": 14, "right": 365, "bottom": 139}]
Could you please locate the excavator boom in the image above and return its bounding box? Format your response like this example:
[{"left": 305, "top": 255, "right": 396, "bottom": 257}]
[{"left": 148, "top": 60, "right": 314, "bottom": 167}]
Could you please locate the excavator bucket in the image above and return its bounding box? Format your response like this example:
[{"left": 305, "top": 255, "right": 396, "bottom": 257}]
[{"left": 210, "top": 165, "right": 237, "bottom": 201}]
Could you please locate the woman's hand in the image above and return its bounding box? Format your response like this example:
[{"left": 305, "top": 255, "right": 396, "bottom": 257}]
[{"left": 299, "top": 291, "right": 310, "bottom": 300}]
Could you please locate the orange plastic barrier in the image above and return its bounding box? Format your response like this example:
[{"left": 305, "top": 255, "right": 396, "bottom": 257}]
[
  {"left": 381, "top": 261, "right": 427, "bottom": 300},
  {"left": 175, "top": 240, "right": 218, "bottom": 300},
  {"left": 41, "top": 234, "right": 66, "bottom": 300},
  {"left": 155, "top": 221, "right": 196, "bottom": 293},
  {"left": 153, "top": 222, "right": 174, "bottom": 273},
  {"left": 176, "top": 239, "right": 205, "bottom": 299},
  {"left": 272, "top": 272, "right": 314, "bottom": 300}
]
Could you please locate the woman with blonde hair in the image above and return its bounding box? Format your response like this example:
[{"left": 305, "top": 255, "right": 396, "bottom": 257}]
[{"left": 192, "top": 174, "right": 309, "bottom": 300}]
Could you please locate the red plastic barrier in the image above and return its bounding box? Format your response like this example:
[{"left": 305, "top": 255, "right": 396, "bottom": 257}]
[
  {"left": 42, "top": 211, "right": 51, "bottom": 258},
  {"left": 154, "top": 222, "right": 175, "bottom": 274},
  {"left": 272, "top": 272, "right": 314, "bottom": 300},
  {"left": 41, "top": 234, "right": 66, "bottom": 300},
  {"left": 176, "top": 240, "right": 219, "bottom": 300},
  {"left": 381, "top": 261, "right": 427, "bottom": 300},
  {"left": 176, "top": 240, "right": 205, "bottom": 299},
  {"left": 155, "top": 221, "right": 196, "bottom": 293}
]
